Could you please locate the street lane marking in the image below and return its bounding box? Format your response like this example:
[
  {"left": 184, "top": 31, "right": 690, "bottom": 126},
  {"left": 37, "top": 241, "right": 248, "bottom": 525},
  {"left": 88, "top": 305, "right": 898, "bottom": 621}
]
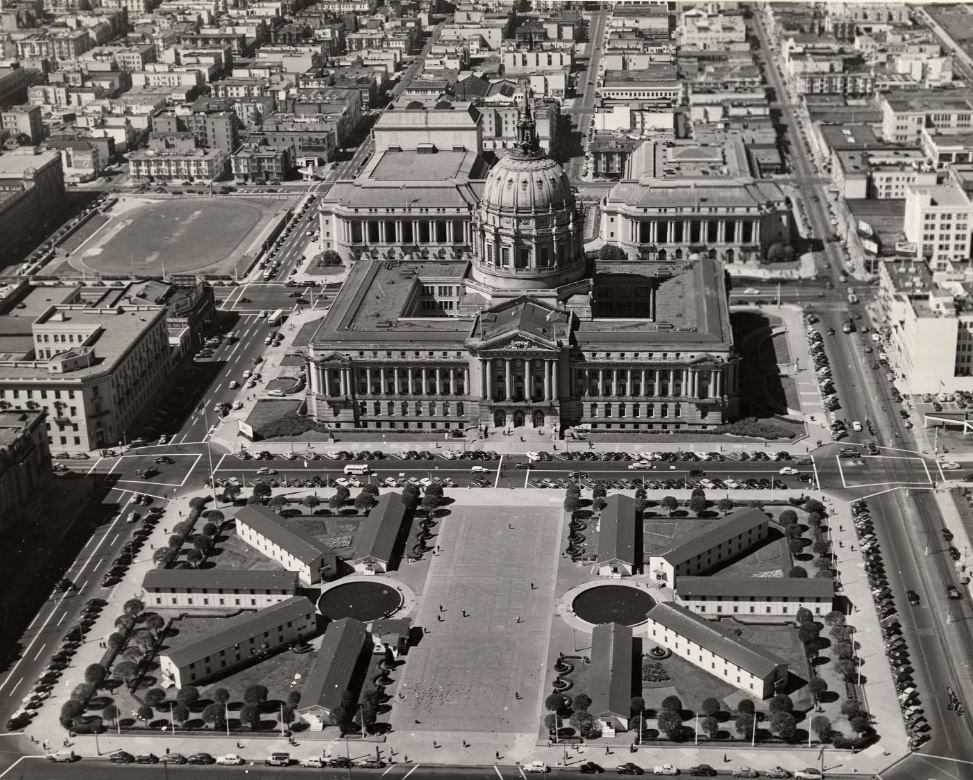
[
  {"left": 32, "top": 643, "right": 45, "bottom": 662},
  {"left": 402, "top": 765, "right": 420, "bottom": 779},
  {"left": 86, "top": 457, "right": 102, "bottom": 475},
  {"left": 0, "top": 756, "right": 44, "bottom": 778},
  {"left": 493, "top": 767, "right": 504, "bottom": 780}
]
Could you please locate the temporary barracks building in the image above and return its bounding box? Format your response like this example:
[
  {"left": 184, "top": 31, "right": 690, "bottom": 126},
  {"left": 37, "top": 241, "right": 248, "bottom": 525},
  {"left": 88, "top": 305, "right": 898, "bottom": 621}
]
[
  {"left": 674, "top": 577, "right": 835, "bottom": 618},
  {"left": 590, "top": 621, "right": 633, "bottom": 732},
  {"left": 159, "top": 596, "right": 316, "bottom": 688},
  {"left": 647, "top": 508, "right": 769, "bottom": 587},
  {"left": 298, "top": 617, "right": 370, "bottom": 730},
  {"left": 596, "top": 494, "right": 639, "bottom": 576},
  {"left": 645, "top": 602, "right": 788, "bottom": 699},
  {"left": 350, "top": 492, "right": 407, "bottom": 573},
  {"left": 235, "top": 504, "right": 336, "bottom": 585},
  {"left": 141, "top": 568, "right": 298, "bottom": 611}
]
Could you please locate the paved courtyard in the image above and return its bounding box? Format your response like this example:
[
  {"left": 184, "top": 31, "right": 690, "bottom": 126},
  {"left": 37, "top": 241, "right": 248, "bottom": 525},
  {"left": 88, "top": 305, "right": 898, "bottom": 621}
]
[{"left": 392, "top": 505, "right": 564, "bottom": 735}]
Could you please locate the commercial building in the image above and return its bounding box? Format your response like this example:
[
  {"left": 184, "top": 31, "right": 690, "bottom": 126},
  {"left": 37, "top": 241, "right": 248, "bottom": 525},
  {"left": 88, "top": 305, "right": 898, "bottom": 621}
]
[
  {"left": 350, "top": 492, "right": 407, "bottom": 573},
  {"left": 0, "top": 104, "right": 43, "bottom": 143},
  {"left": 310, "top": 109, "right": 739, "bottom": 436},
  {"left": 0, "top": 408, "right": 52, "bottom": 531},
  {"left": 0, "top": 293, "right": 170, "bottom": 452},
  {"left": 648, "top": 509, "right": 769, "bottom": 588},
  {"left": 44, "top": 137, "right": 104, "bottom": 184},
  {"left": 645, "top": 602, "right": 788, "bottom": 699},
  {"left": 235, "top": 504, "right": 336, "bottom": 585},
  {"left": 159, "top": 596, "right": 317, "bottom": 688},
  {"left": 881, "top": 94, "right": 973, "bottom": 145},
  {"left": 0, "top": 148, "right": 65, "bottom": 264},
  {"left": 141, "top": 569, "right": 298, "bottom": 611},
  {"left": 902, "top": 182, "right": 973, "bottom": 272},
  {"left": 297, "top": 617, "right": 370, "bottom": 730},
  {"left": 674, "top": 577, "right": 835, "bottom": 618},
  {"left": 875, "top": 260, "right": 973, "bottom": 395},
  {"left": 595, "top": 494, "right": 638, "bottom": 577},
  {"left": 590, "top": 622, "right": 633, "bottom": 733}
]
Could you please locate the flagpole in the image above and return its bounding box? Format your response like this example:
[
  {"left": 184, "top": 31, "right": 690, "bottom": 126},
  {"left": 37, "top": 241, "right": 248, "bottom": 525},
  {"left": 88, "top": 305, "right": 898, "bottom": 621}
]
[
  {"left": 225, "top": 703, "right": 230, "bottom": 737},
  {"left": 751, "top": 712, "right": 757, "bottom": 747},
  {"left": 694, "top": 714, "right": 698, "bottom": 746}
]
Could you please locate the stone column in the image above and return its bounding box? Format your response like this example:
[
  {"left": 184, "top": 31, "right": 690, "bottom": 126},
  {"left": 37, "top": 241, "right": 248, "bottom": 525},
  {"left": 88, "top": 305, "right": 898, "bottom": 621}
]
[
  {"left": 715, "top": 369, "right": 722, "bottom": 398},
  {"left": 552, "top": 360, "right": 559, "bottom": 400},
  {"left": 505, "top": 359, "right": 512, "bottom": 401},
  {"left": 627, "top": 368, "right": 634, "bottom": 397},
  {"left": 323, "top": 368, "right": 331, "bottom": 397},
  {"left": 752, "top": 219, "right": 761, "bottom": 245},
  {"left": 395, "top": 221, "right": 403, "bottom": 243},
  {"left": 717, "top": 220, "right": 726, "bottom": 244},
  {"left": 365, "top": 367, "right": 372, "bottom": 395},
  {"left": 310, "top": 365, "right": 320, "bottom": 394},
  {"left": 449, "top": 368, "right": 456, "bottom": 395},
  {"left": 393, "top": 368, "right": 400, "bottom": 395},
  {"left": 609, "top": 368, "right": 616, "bottom": 397},
  {"left": 598, "top": 368, "right": 605, "bottom": 397},
  {"left": 735, "top": 219, "right": 744, "bottom": 243},
  {"left": 641, "top": 368, "right": 647, "bottom": 395},
  {"left": 544, "top": 361, "right": 551, "bottom": 401},
  {"left": 339, "top": 369, "right": 347, "bottom": 397},
  {"left": 407, "top": 369, "right": 414, "bottom": 396},
  {"left": 379, "top": 367, "right": 386, "bottom": 394},
  {"left": 525, "top": 358, "right": 532, "bottom": 400},
  {"left": 487, "top": 360, "right": 494, "bottom": 400},
  {"left": 650, "top": 221, "right": 658, "bottom": 244},
  {"left": 667, "top": 220, "right": 676, "bottom": 244}
]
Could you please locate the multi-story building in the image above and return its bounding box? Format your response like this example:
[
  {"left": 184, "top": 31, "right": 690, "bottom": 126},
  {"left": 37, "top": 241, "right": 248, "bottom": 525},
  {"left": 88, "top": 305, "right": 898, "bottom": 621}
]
[
  {"left": 673, "top": 577, "right": 835, "bottom": 619},
  {"left": 903, "top": 182, "right": 973, "bottom": 272},
  {"left": 881, "top": 95, "right": 973, "bottom": 145},
  {"left": 159, "top": 596, "right": 317, "bottom": 687},
  {"left": 645, "top": 602, "right": 788, "bottom": 699},
  {"left": 476, "top": 98, "right": 559, "bottom": 155},
  {"left": 0, "top": 104, "right": 43, "bottom": 143},
  {"left": 0, "top": 66, "right": 37, "bottom": 107},
  {"left": 0, "top": 408, "right": 52, "bottom": 531},
  {"left": 922, "top": 129, "right": 973, "bottom": 170},
  {"left": 677, "top": 7, "right": 746, "bottom": 50},
  {"left": 141, "top": 569, "right": 299, "bottom": 611},
  {"left": 44, "top": 136, "right": 102, "bottom": 183},
  {"left": 876, "top": 260, "right": 973, "bottom": 395},
  {"left": 231, "top": 143, "right": 290, "bottom": 183},
  {"left": 832, "top": 149, "right": 936, "bottom": 200},
  {"left": 127, "top": 148, "right": 228, "bottom": 182},
  {"left": 0, "top": 149, "right": 64, "bottom": 264},
  {"left": 235, "top": 504, "right": 336, "bottom": 585},
  {"left": 311, "top": 112, "right": 739, "bottom": 435},
  {"left": 647, "top": 508, "right": 769, "bottom": 588},
  {"left": 0, "top": 293, "right": 169, "bottom": 451}
]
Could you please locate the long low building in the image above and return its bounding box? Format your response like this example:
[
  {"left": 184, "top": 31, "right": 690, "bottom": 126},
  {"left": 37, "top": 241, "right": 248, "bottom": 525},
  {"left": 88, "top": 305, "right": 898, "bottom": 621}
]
[
  {"left": 595, "top": 494, "right": 639, "bottom": 577},
  {"left": 674, "top": 577, "right": 835, "bottom": 618},
  {"left": 298, "top": 617, "right": 370, "bottom": 730},
  {"left": 141, "top": 569, "right": 299, "bottom": 611},
  {"left": 590, "top": 622, "right": 633, "bottom": 733},
  {"left": 159, "top": 596, "right": 317, "bottom": 688},
  {"left": 645, "top": 602, "right": 788, "bottom": 699},
  {"left": 350, "top": 492, "right": 407, "bottom": 574},
  {"left": 235, "top": 504, "right": 336, "bottom": 585},
  {"left": 648, "top": 508, "right": 769, "bottom": 588}
]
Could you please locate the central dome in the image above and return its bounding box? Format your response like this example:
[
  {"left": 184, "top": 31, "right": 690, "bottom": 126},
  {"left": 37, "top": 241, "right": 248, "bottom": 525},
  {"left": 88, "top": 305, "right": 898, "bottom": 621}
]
[{"left": 480, "top": 151, "right": 575, "bottom": 214}]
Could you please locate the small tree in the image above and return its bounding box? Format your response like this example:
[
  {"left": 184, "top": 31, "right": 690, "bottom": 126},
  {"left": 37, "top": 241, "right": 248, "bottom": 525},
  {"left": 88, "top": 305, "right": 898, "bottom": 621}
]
[
  {"left": 824, "top": 610, "right": 846, "bottom": 629},
  {"left": 123, "top": 599, "right": 144, "bottom": 618},
  {"left": 201, "top": 522, "right": 218, "bottom": 538},
  {"left": 592, "top": 486, "right": 607, "bottom": 499},
  {"left": 803, "top": 499, "right": 825, "bottom": 515},
  {"left": 737, "top": 700, "right": 755, "bottom": 715},
  {"left": 355, "top": 491, "right": 375, "bottom": 510},
  {"left": 831, "top": 625, "right": 853, "bottom": 643},
  {"left": 420, "top": 494, "right": 440, "bottom": 512},
  {"left": 849, "top": 715, "right": 871, "bottom": 734},
  {"left": 717, "top": 497, "right": 734, "bottom": 516},
  {"left": 795, "top": 607, "right": 814, "bottom": 625},
  {"left": 778, "top": 509, "right": 798, "bottom": 526},
  {"left": 329, "top": 493, "right": 345, "bottom": 510},
  {"left": 204, "top": 509, "right": 224, "bottom": 524},
  {"left": 186, "top": 548, "right": 203, "bottom": 568},
  {"left": 544, "top": 713, "right": 558, "bottom": 734},
  {"left": 60, "top": 701, "right": 84, "bottom": 728},
  {"left": 835, "top": 659, "right": 857, "bottom": 681},
  {"left": 797, "top": 623, "right": 821, "bottom": 645},
  {"left": 331, "top": 690, "right": 357, "bottom": 734},
  {"left": 657, "top": 709, "right": 683, "bottom": 739},
  {"left": 172, "top": 703, "right": 190, "bottom": 725},
  {"left": 287, "top": 691, "right": 301, "bottom": 707},
  {"left": 113, "top": 660, "right": 138, "bottom": 687},
  {"left": 661, "top": 496, "right": 679, "bottom": 517},
  {"left": 213, "top": 688, "right": 231, "bottom": 705},
  {"left": 570, "top": 709, "right": 595, "bottom": 735},
  {"left": 811, "top": 715, "right": 831, "bottom": 743},
  {"left": 145, "top": 613, "right": 165, "bottom": 636},
  {"left": 700, "top": 715, "right": 719, "bottom": 739},
  {"left": 785, "top": 524, "right": 803, "bottom": 540},
  {"left": 304, "top": 494, "right": 321, "bottom": 510},
  {"left": 592, "top": 497, "right": 607, "bottom": 512},
  {"left": 573, "top": 693, "right": 592, "bottom": 712},
  {"left": 243, "top": 684, "right": 269, "bottom": 705},
  {"left": 768, "top": 694, "right": 794, "bottom": 714},
  {"left": 177, "top": 686, "right": 200, "bottom": 708},
  {"left": 661, "top": 695, "right": 683, "bottom": 713},
  {"left": 770, "top": 711, "right": 797, "bottom": 741},
  {"left": 152, "top": 548, "right": 170, "bottom": 567},
  {"left": 563, "top": 494, "right": 581, "bottom": 512},
  {"left": 701, "top": 697, "right": 721, "bottom": 717},
  {"left": 102, "top": 703, "right": 120, "bottom": 726},
  {"left": 789, "top": 566, "right": 808, "bottom": 578},
  {"left": 71, "top": 682, "right": 97, "bottom": 702},
  {"left": 252, "top": 482, "right": 272, "bottom": 501},
  {"left": 808, "top": 678, "right": 828, "bottom": 699},
  {"left": 689, "top": 495, "right": 707, "bottom": 516},
  {"left": 144, "top": 687, "right": 167, "bottom": 708},
  {"left": 841, "top": 699, "right": 866, "bottom": 720},
  {"left": 630, "top": 696, "right": 645, "bottom": 717},
  {"left": 835, "top": 640, "right": 855, "bottom": 660},
  {"left": 239, "top": 703, "right": 261, "bottom": 730},
  {"left": 107, "top": 632, "right": 125, "bottom": 651},
  {"left": 544, "top": 693, "right": 570, "bottom": 716},
  {"left": 789, "top": 539, "right": 805, "bottom": 556},
  {"left": 734, "top": 712, "right": 755, "bottom": 739},
  {"left": 188, "top": 496, "right": 209, "bottom": 510},
  {"left": 201, "top": 703, "right": 222, "bottom": 728},
  {"left": 812, "top": 540, "right": 830, "bottom": 556},
  {"left": 137, "top": 704, "right": 154, "bottom": 723},
  {"left": 223, "top": 483, "right": 242, "bottom": 502},
  {"left": 84, "top": 663, "right": 107, "bottom": 687},
  {"left": 192, "top": 535, "right": 214, "bottom": 555}
]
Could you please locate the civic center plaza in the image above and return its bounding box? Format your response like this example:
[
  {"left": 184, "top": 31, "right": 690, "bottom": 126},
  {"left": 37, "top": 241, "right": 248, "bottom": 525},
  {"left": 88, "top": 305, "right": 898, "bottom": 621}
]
[{"left": 309, "top": 105, "right": 794, "bottom": 434}]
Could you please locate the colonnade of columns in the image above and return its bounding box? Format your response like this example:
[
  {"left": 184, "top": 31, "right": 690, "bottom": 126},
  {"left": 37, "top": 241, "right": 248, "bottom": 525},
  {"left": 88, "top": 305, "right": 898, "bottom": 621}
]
[
  {"left": 629, "top": 217, "right": 762, "bottom": 246},
  {"left": 480, "top": 356, "right": 560, "bottom": 403},
  {"left": 575, "top": 366, "right": 724, "bottom": 400},
  {"left": 343, "top": 218, "right": 471, "bottom": 246},
  {"left": 317, "top": 365, "right": 469, "bottom": 398}
]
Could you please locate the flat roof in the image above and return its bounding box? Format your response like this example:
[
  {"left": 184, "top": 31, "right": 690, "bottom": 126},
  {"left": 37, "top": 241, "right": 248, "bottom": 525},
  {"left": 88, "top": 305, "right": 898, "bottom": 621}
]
[
  {"left": 606, "top": 178, "right": 787, "bottom": 209},
  {"left": 352, "top": 492, "right": 406, "bottom": 564},
  {"left": 234, "top": 504, "right": 332, "bottom": 565},
  {"left": 299, "top": 617, "right": 368, "bottom": 713},
  {"left": 647, "top": 602, "right": 787, "bottom": 678},
  {"left": 0, "top": 149, "right": 60, "bottom": 177},
  {"left": 590, "top": 622, "right": 633, "bottom": 718},
  {"left": 142, "top": 568, "right": 298, "bottom": 592},
  {"left": 658, "top": 507, "right": 768, "bottom": 568},
  {"left": 597, "top": 494, "right": 638, "bottom": 567},
  {"left": 0, "top": 409, "right": 42, "bottom": 449},
  {"left": 676, "top": 577, "right": 836, "bottom": 599},
  {"left": 370, "top": 149, "right": 480, "bottom": 182},
  {"left": 162, "top": 596, "right": 314, "bottom": 669}
]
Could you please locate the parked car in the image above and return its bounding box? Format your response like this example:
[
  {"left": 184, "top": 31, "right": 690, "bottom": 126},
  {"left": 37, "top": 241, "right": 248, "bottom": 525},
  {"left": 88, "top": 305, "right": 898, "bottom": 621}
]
[
  {"left": 690, "top": 767, "right": 717, "bottom": 777},
  {"left": 187, "top": 753, "right": 215, "bottom": 765},
  {"left": 216, "top": 754, "right": 245, "bottom": 766},
  {"left": 907, "top": 590, "right": 921, "bottom": 606},
  {"left": 109, "top": 752, "right": 135, "bottom": 764}
]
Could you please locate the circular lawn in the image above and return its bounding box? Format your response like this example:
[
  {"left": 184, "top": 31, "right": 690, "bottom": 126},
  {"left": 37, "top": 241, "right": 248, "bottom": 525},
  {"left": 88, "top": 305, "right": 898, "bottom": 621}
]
[
  {"left": 318, "top": 581, "right": 403, "bottom": 621},
  {"left": 572, "top": 585, "right": 656, "bottom": 627}
]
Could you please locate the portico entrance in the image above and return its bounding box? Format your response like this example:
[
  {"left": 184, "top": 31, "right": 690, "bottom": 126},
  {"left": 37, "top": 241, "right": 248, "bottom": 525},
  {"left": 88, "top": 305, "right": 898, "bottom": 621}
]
[
  {"left": 494, "top": 409, "right": 506, "bottom": 427},
  {"left": 513, "top": 410, "right": 525, "bottom": 427},
  {"left": 532, "top": 410, "right": 545, "bottom": 428}
]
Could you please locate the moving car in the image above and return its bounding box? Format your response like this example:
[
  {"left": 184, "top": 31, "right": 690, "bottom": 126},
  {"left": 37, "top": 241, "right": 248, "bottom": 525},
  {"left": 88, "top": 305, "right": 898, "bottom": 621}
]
[{"left": 907, "top": 590, "right": 921, "bottom": 606}]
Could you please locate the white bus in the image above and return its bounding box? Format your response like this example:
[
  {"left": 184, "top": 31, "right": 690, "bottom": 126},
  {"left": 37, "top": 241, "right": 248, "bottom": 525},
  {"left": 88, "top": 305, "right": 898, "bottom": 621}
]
[
  {"left": 267, "top": 309, "right": 284, "bottom": 326},
  {"left": 343, "top": 464, "right": 371, "bottom": 475}
]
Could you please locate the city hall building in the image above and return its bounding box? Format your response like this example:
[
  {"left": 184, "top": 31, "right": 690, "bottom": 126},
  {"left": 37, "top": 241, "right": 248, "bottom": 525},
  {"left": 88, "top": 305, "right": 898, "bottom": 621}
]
[{"left": 308, "top": 109, "right": 740, "bottom": 434}]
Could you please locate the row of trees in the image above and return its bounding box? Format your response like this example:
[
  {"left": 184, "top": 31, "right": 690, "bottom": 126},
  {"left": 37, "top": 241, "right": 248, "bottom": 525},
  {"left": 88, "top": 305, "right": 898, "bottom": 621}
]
[{"left": 563, "top": 486, "right": 735, "bottom": 518}]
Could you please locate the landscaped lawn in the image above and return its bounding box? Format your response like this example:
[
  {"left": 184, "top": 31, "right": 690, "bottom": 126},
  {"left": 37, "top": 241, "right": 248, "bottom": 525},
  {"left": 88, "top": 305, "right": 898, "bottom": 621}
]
[
  {"left": 202, "top": 531, "right": 284, "bottom": 572},
  {"left": 291, "top": 514, "right": 361, "bottom": 555}
]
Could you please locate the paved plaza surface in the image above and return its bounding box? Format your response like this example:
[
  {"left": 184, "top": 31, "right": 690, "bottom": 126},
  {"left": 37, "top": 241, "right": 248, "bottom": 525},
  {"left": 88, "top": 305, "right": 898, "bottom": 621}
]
[{"left": 392, "top": 505, "right": 564, "bottom": 736}]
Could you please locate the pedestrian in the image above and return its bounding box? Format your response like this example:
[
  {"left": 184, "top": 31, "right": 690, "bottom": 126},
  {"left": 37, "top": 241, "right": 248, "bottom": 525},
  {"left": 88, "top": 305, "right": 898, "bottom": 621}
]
[
  {"left": 236, "top": 741, "right": 241, "bottom": 749},
  {"left": 439, "top": 604, "right": 443, "bottom": 612},
  {"left": 530, "top": 582, "right": 535, "bottom": 590},
  {"left": 496, "top": 751, "right": 501, "bottom": 760},
  {"left": 166, "top": 747, "right": 170, "bottom": 755}
]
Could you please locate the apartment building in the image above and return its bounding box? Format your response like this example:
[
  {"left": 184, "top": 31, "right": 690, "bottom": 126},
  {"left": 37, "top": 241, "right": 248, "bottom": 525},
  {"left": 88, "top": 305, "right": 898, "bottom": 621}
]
[
  {"left": 645, "top": 602, "right": 788, "bottom": 699},
  {"left": 159, "top": 596, "right": 317, "bottom": 687},
  {"left": 127, "top": 148, "right": 228, "bottom": 182},
  {"left": 141, "top": 569, "right": 299, "bottom": 611},
  {"left": 0, "top": 104, "right": 43, "bottom": 143},
  {"left": 647, "top": 509, "right": 769, "bottom": 588},
  {"left": 0, "top": 149, "right": 64, "bottom": 264},
  {"left": 235, "top": 504, "right": 336, "bottom": 585},
  {"left": 0, "top": 408, "right": 52, "bottom": 531}
]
